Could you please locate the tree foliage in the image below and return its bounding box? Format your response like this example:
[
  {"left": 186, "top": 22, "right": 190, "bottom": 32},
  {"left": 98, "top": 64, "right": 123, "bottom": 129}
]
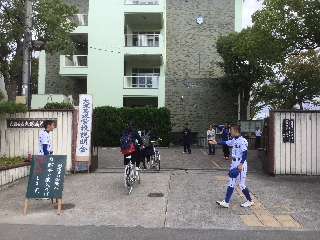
[
  {"left": 0, "top": 0, "right": 78, "bottom": 102},
  {"left": 228, "top": 0, "right": 320, "bottom": 114},
  {"left": 216, "top": 28, "right": 267, "bottom": 119},
  {"left": 31, "top": 57, "right": 39, "bottom": 94},
  {"left": 256, "top": 50, "right": 320, "bottom": 110},
  {"left": 236, "top": 0, "right": 320, "bottom": 67}
]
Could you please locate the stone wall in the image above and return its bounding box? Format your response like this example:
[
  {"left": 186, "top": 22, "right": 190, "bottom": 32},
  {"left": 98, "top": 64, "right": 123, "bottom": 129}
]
[
  {"left": 166, "top": 0, "right": 238, "bottom": 134},
  {"left": 63, "top": 0, "right": 89, "bottom": 14}
]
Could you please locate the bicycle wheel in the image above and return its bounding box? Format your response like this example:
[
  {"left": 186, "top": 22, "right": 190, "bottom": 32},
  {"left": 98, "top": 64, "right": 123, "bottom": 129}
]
[
  {"left": 124, "top": 166, "right": 133, "bottom": 194},
  {"left": 155, "top": 151, "right": 160, "bottom": 171},
  {"left": 136, "top": 171, "right": 140, "bottom": 184}
]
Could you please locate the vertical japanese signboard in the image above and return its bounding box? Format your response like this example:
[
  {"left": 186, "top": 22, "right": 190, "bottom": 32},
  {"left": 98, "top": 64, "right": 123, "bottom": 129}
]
[
  {"left": 26, "top": 155, "right": 66, "bottom": 199},
  {"left": 75, "top": 94, "right": 93, "bottom": 163},
  {"left": 282, "top": 119, "right": 294, "bottom": 143}
]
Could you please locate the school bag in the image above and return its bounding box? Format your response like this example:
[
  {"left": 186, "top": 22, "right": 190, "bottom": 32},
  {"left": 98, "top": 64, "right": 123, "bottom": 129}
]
[
  {"left": 120, "top": 130, "right": 136, "bottom": 155},
  {"left": 142, "top": 131, "right": 150, "bottom": 147}
]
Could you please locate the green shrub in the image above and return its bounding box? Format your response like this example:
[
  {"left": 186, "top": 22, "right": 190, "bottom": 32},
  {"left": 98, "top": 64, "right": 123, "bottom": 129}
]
[
  {"left": 0, "top": 156, "right": 25, "bottom": 166},
  {"left": 93, "top": 106, "right": 172, "bottom": 147},
  {"left": 44, "top": 102, "right": 74, "bottom": 109},
  {"left": 0, "top": 97, "right": 28, "bottom": 116}
]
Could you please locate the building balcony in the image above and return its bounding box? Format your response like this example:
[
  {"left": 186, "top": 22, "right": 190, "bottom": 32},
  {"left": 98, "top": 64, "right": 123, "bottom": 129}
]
[
  {"left": 124, "top": 76, "right": 159, "bottom": 89},
  {"left": 125, "top": 34, "right": 160, "bottom": 47},
  {"left": 124, "top": 0, "right": 159, "bottom": 5},
  {"left": 124, "top": 35, "right": 163, "bottom": 54},
  {"left": 59, "top": 55, "right": 88, "bottom": 76}
]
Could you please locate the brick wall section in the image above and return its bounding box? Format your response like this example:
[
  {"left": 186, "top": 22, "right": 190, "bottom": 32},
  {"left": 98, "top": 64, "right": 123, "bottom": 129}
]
[
  {"left": 268, "top": 110, "right": 275, "bottom": 174},
  {"left": 63, "top": 0, "right": 89, "bottom": 13},
  {"left": 166, "top": 0, "right": 238, "bottom": 134}
]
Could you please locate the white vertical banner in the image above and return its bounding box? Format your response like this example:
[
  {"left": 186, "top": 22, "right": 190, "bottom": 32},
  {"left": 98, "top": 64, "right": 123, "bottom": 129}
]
[{"left": 75, "top": 94, "right": 93, "bottom": 161}]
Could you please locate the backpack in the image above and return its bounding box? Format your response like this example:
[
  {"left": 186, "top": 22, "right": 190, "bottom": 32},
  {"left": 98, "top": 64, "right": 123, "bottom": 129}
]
[
  {"left": 142, "top": 131, "right": 150, "bottom": 147},
  {"left": 120, "top": 130, "right": 136, "bottom": 155}
]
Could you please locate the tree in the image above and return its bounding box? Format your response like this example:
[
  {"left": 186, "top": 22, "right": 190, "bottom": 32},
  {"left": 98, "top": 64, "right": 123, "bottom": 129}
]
[
  {"left": 255, "top": 50, "right": 320, "bottom": 109},
  {"left": 236, "top": 0, "right": 320, "bottom": 67},
  {"left": 31, "top": 57, "right": 39, "bottom": 94},
  {"left": 216, "top": 28, "right": 267, "bottom": 120},
  {"left": 0, "top": 0, "right": 78, "bottom": 102}
]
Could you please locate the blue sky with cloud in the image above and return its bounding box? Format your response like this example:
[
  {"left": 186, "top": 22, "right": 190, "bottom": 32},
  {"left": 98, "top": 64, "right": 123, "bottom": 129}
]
[{"left": 242, "top": 0, "right": 264, "bottom": 28}]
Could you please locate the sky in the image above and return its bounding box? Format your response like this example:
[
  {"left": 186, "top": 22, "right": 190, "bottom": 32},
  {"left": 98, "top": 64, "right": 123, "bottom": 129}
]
[
  {"left": 242, "top": 0, "right": 264, "bottom": 28},
  {"left": 242, "top": 1, "right": 268, "bottom": 119}
]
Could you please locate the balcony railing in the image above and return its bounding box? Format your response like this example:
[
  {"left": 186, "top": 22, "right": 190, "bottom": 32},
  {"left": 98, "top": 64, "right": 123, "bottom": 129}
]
[
  {"left": 124, "top": 76, "right": 159, "bottom": 88},
  {"left": 63, "top": 55, "right": 88, "bottom": 67},
  {"left": 125, "top": 34, "right": 160, "bottom": 47},
  {"left": 69, "top": 14, "right": 88, "bottom": 26},
  {"left": 124, "top": 0, "right": 159, "bottom": 4}
]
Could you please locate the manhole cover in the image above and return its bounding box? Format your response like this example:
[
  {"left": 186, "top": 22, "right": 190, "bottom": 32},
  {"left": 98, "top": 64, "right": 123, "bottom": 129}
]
[
  {"left": 54, "top": 203, "right": 75, "bottom": 210},
  {"left": 148, "top": 193, "right": 164, "bottom": 197}
]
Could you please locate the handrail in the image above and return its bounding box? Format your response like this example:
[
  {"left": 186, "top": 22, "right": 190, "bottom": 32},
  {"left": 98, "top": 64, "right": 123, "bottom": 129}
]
[
  {"left": 64, "top": 55, "right": 88, "bottom": 67},
  {"left": 124, "top": 75, "right": 159, "bottom": 88},
  {"left": 124, "top": 34, "right": 160, "bottom": 47},
  {"left": 124, "top": 0, "right": 159, "bottom": 5}
]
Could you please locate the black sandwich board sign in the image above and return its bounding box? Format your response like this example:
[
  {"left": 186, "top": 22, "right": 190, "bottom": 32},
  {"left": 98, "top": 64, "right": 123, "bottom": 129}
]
[{"left": 24, "top": 155, "right": 66, "bottom": 214}]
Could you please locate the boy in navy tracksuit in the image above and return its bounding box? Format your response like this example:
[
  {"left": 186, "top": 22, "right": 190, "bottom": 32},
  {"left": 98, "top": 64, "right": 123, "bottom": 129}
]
[
  {"left": 182, "top": 123, "right": 191, "bottom": 154},
  {"left": 214, "top": 122, "right": 231, "bottom": 160}
]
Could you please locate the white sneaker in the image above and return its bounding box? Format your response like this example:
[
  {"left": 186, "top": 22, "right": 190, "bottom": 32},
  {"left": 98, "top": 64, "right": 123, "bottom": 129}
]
[
  {"left": 183, "top": 151, "right": 187, "bottom": 153},
  {"left": 240, "top": 200, "right": 254, "bottom": 207},
  {"left": 216, "top": 200, "right": 229, "bottom": 208},
  {"left": 135, "top": 167, "right": 142, "bottom": 171}
]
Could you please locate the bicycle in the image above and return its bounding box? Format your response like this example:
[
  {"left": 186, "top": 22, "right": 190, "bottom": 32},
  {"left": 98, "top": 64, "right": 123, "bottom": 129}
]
[
  {"left": 124, "top": 155, "right": 140, "bottom": 195},
  {"left": 150, "top": 140, "right": 161, "bottom": 171}
]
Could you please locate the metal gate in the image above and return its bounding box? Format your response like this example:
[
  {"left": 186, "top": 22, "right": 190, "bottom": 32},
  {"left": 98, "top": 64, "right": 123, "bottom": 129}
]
[{"left": 90, "top": 115, "right": 99, "bottom": 171}]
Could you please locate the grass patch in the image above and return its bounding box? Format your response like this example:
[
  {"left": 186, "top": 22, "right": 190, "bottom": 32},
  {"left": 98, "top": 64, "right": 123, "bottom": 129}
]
[{"left": 0, "top": 156, "right": 26, "bottom": 166}]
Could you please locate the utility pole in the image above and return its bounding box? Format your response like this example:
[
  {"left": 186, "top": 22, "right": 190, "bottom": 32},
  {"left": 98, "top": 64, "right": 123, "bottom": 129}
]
[{"left": 21, "top": 0, "right": 32, "bottom": 107}]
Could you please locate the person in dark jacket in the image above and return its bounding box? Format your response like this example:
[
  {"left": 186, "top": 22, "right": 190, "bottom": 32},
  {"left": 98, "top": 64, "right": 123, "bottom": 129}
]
[
  {"left": 122, "top": 121, "right": 144, "bottom": 170},
  {"left": 141, "top": 123, "right": 162, "bottom": 170},
  {"left": 214, "top": 122, "right": 231, "bottom": 160},
  {"left": 182, "top": 123, "right": 191, "bottom": 154}
]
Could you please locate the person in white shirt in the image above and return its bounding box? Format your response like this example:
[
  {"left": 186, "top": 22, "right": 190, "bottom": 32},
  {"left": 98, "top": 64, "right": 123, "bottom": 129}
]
[
  {"left": 255, "top": 127, "right": 262, "bottom": 149},
  {"left": 207, "top": 124, "right": 216, "bottom": 155},
  {"left": 38, "top": 120, "right": 55, "bottom": 155}
]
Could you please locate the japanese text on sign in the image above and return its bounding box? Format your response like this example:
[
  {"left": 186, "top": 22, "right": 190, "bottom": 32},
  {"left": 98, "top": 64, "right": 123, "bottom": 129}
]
[
  {"left": 7, "top": 120, "right": 57, "bottom": 128},
  {"left": 75, "top": 95, "right": 93, "bottom": 160},
  {"left": 282, "top": 119, "right": 294, "bottom": 143},
  {"left": 26, "top": 155, "right": 66, "bottom": 199}
]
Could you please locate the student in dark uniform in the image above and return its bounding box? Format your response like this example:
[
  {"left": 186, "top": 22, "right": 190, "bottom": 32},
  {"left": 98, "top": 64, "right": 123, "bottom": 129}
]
[
  {"left": 141, "top": 123, "right": 162, "bottom": 170},
  {"left": 214, "top": 122, "right": 231, "bottom": 160},
  {"left": 182, "top": 123, "right": 191, "bottom": 154},
  {"left": 122, "top": 121, "right": 144, "bottom": 170}
]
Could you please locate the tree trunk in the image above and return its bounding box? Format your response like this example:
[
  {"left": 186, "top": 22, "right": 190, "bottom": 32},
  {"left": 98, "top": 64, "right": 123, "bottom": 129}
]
[
  {"left": 240, "top": 89, "right": 250, "bottom": 120},
  {"left": 3, "top": 68, "right": 19, "bottom": 102}
]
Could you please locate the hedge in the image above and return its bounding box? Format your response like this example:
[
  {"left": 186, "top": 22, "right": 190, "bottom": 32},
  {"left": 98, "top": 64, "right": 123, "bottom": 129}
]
[{"left": 93, "top": 106, "right": 172, "bottom": 147}]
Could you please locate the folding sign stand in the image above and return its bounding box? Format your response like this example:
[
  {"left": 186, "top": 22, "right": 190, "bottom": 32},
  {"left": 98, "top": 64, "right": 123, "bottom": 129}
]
[
  {"left": 24, "top": 155, "right": 67, "bottom": 215},
  {"left": 24, "top": 198, "right": 62, "bottom": 215},
  {"left": 73, "top": 159, "right": 90, "bottom": 174}
]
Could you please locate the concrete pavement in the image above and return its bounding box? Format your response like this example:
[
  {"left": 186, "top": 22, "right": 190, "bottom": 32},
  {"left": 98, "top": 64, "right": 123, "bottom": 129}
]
[{"left": 0, "top": 145, "right": 319, "bottom": 234}]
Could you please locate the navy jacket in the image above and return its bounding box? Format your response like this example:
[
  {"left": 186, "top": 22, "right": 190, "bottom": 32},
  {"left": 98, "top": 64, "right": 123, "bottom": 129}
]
[
  {"left": 214, "top": 124, "right": 230, "bottom": 141},
  {"left": 182, "top": 128, "right": 191, "bottom": 140}
]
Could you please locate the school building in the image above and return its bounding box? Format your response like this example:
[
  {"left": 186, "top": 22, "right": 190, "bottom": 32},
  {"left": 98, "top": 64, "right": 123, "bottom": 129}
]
[{"left": 33, "top": 0, "right": 243, "bottom": 134}]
